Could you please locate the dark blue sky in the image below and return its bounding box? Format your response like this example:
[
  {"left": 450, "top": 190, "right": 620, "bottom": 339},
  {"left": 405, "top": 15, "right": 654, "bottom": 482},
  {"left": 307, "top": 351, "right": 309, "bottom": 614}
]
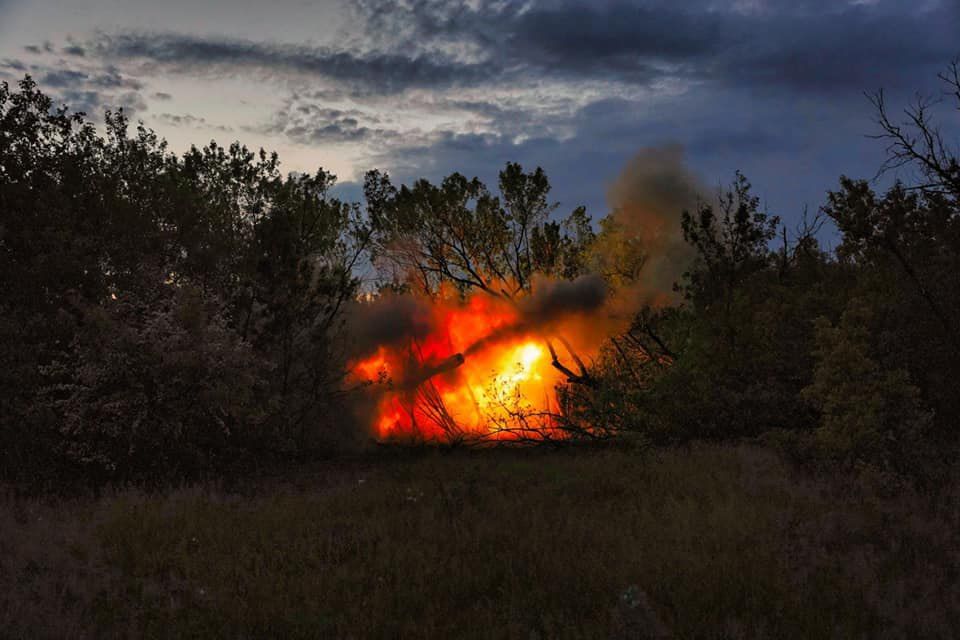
[{"left": 2, "top": 0, "right": 958, "bottom": 238}]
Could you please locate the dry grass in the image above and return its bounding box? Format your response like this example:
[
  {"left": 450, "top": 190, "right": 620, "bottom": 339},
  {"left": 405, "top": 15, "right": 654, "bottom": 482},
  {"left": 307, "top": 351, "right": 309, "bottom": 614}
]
[{"left": 2, "top": 444, "right": 959, "bottom": 639}]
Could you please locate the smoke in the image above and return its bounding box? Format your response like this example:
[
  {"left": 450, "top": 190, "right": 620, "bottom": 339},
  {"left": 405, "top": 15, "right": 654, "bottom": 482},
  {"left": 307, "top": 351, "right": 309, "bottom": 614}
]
[
  {"left": 520, "top": 274, "right": 608, "bottom": 325},
  {"left": 344, "top": 293, "right": 434, "bottom": 358},
  {"left": 602, "top": 144, "right": 702, "bottom": 304},
  {"left": 462, "top": 274, "right": 609, "bottom": 356},
  {"left": 346, "top": 144, "right": 706, "bottom": 441}
]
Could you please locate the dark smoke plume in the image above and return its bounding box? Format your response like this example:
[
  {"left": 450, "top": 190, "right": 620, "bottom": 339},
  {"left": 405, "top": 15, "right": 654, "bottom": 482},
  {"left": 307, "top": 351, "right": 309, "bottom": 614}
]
[
  {"left": 520, "top": 274, "right": 608, "bottom": 325},
  {"left": 344, "top": 293, "right": 434, "bottom": 358}
]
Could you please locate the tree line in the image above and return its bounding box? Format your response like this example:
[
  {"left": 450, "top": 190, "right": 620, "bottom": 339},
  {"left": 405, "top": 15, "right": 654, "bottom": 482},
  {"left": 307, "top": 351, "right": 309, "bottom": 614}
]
[{"left": 2, "top": 61, "right": 959, "bottom": 490}]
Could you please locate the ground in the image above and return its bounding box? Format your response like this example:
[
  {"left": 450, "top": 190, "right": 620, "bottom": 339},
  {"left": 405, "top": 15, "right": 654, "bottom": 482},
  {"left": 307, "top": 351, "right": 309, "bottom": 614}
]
[{"left": 2, "top": 444, "right": 959, "bottom": 639}]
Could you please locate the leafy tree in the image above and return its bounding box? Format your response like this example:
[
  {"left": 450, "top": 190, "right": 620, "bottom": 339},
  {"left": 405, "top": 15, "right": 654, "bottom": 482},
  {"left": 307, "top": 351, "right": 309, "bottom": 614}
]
[
  {"left": 239, "top": 169, "right": 368, "bottom": 452},
  {"left": 680, "top": 171, "right": 780, "bottom": 310},
  {"left": 363, "top": 163, "right": 589, "bottom": 298},
  {"left": 822, "top": 60, "right": 960, "bottom": 444},
  {"left": 530, "top": 205, "right": 595, "bottom": 280},
  {"left": 0, "top": 77, "right": 363, "bottom": 487},
  {"left": 801, "top": 300, "right": 933, "bottom": 472}
]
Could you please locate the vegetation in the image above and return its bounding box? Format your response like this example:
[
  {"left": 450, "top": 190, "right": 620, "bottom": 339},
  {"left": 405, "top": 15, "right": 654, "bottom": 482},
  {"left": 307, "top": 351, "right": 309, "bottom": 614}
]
[
  {"left": 3, "top": 445, "right": 959, "bottom": 639},
  {"left": 4, "top": 61, "right": 960, "bottom": 486},
  {"left": 2, "top": 59, "right": 960, "bottom": 635}
]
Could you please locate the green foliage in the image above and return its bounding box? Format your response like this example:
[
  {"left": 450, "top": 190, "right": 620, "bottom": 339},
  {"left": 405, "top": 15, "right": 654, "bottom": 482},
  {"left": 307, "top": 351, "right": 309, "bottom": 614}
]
[
  {"left": 591, "top": 174, "right": 830, "bottom": 442},
  {"left": 0, "top": 77, "right": 362, "bottom": 487},
  {"left": 588, "top": 213, "right": 650, "bottom": 288},
  {"left": 5, "top": 60, "right": 960, "bottom": 489},
  {"left": 801, "top": 301, "right": 934, "bottom": 472},
  {"left": 364, "top": 162, "right": 589, "bottom": 298},
  {"left": 680, "top": 171, "right": 779, "bottom": 307},
  {"left": 824, "top": 179, "right": 960, "bottom": 434},
  {"left": 530, "top": 205, "right": 596, "bottom": 279}
]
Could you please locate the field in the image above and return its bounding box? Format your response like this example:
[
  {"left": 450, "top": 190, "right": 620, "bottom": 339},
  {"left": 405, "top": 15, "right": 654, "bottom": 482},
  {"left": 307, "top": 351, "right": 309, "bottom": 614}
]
[{"left": 3, "top": 444, "right": 959, "bottom": 639}]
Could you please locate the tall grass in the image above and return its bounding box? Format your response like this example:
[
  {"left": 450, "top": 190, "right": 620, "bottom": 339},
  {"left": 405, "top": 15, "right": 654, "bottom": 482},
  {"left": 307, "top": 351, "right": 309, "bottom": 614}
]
[{"left": 2, "top": 445, "right": 958, "bottom": 638}]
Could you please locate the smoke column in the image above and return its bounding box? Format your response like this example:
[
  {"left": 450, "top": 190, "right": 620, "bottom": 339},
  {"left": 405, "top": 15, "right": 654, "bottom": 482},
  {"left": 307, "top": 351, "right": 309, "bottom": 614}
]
[{"left": 602, "top": 144, "right": 702, "bottom": 306}]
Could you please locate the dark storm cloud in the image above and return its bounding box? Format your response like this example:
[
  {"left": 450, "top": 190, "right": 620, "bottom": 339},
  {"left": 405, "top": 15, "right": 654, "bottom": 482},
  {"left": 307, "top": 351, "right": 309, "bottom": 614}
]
[
  {"left": 89, "top": 66, "right": 143, "bottom": 89},
  {"left": 351, "top": 0, "right": 960, "bottom": 94},
  {"left": 34, "top": 66, "right": 146, "bottom": 116},
  {"left": 339, "top": 0, "right": 957, "bottom": 233},
  {"left": 13, "top": 0, "right": 956, "bottom": 239},
  {"left": 714, "top": 4, "right": 960, "bottom": 94},
  {"left": 498, "top": 2, "right": 725, "bottom": 84},
  {"left": 46, "top": 78, "right": 147, "bottom": 119},
  {"left": 364, "top": 83, "right": 887, "bottom": 234},
  {"left": 88, "top": 31, "right": 496, "bottom": 94},
  {"left": 59, "top": 89, "right": 103, "bottom": 115},
  {"left": 51, "top": 1, "right": 958, "bottom": 161},
  {"left": 14, "top": 43, "right": 151, "bottom": 120}
]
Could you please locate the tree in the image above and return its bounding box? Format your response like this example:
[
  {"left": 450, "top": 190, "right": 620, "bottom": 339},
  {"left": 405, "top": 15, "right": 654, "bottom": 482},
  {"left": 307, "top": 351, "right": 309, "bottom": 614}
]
[
  {"left": 802, "top": 301, "right": 933, "bottom": 472},
  {"left": 1, "top": 77, "right": 364, "bottom": 487},
  {"left": 680, "top": 171, "right": 780, "bottom": 311},
  {"left": 363, "top": 163, "right": 588, "bottom": 299},
  {"left": 822, "top": 60, "right": 960, "bottom": 440},
  {"left": 869, "top": 58, "right": 960, "bottom": 205}
]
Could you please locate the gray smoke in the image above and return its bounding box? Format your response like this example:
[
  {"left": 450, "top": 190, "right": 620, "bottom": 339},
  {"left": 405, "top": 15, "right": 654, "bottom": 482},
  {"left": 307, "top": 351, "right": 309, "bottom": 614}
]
[
  {"left": 604, "top": 144, "right": 702, "bottom": 303},
  {"left": 520, "top": 274, "right": 608, "bottom": 325},
  {"left": 345, "top": 293, "right": 434, "bottom": 358}
]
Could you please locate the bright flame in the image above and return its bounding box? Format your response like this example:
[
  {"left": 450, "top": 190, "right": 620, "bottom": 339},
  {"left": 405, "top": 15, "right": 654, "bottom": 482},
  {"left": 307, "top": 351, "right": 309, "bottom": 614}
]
[{"left": 352, "top": 289, "right": 595, "bottom": 443}]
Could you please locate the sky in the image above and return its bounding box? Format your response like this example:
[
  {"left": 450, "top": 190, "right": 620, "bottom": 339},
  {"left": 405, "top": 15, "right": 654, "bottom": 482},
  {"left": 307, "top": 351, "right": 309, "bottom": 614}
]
[{"left": 1, "top": 0, "right": 958, "bottom": 235}]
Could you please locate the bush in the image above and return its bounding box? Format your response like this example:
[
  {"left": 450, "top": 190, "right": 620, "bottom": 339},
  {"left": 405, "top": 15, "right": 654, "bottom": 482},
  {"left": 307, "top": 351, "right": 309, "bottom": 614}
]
[
  {"left": 802, "top": 300, "right": 934, "bottom": 473},
  {"left": 37, "top": 281, "right": 268, "bottom": 485}
]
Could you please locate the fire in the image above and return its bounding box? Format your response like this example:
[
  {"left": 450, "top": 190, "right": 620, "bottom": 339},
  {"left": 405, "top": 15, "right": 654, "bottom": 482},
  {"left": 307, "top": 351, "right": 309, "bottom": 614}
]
[{"left": 352, "top": 289, "right": 587, "bottom": 443}]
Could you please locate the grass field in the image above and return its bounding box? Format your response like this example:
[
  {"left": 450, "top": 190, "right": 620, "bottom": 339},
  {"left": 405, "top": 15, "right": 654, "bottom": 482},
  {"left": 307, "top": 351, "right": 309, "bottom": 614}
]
[{"left": 2, "top": 444, "right": 959, "bottom": 639}]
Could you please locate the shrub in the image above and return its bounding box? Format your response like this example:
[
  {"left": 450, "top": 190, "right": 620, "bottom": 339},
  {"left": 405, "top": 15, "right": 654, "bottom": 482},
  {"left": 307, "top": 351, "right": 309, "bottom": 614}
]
[
  {"left": 802, "top": 300, "right": 934, "bottom": 473},
  {"left": 37, "top": 280, "right": 268, "bottom": 485}
]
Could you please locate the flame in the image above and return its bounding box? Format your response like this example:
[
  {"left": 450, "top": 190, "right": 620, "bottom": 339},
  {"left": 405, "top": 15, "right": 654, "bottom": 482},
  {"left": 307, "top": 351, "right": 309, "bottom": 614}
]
[{"left": 352, "top": 288, "right": 591, "bottom": 443}]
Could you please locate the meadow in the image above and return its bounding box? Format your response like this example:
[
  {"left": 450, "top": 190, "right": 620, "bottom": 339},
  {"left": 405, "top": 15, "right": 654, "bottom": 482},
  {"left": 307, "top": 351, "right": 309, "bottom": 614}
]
[{"left": 3, "top": 444, "right": 958, "bottom": 639}]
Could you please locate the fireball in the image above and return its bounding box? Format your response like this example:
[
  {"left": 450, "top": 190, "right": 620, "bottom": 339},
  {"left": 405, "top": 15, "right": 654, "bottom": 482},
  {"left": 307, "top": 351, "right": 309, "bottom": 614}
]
[{"left": 353, "top": 291, "right": 581, "bottom": 442}]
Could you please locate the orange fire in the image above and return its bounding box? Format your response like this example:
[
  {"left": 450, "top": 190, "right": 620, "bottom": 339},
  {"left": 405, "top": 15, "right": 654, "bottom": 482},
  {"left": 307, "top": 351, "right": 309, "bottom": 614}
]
[{"left": 352, "top": 289, "right": 588, "bottom": 443}]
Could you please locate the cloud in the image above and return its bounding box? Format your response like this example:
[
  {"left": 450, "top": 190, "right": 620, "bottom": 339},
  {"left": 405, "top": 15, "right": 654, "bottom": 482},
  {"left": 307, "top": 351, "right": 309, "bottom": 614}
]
[
  {"left": 12, "top": 0, "right": 957, "bottom": 238},
  {"left": 24, "top": 42, "right": 53, "bottom": 55},
  {"left": 155, "top": 112, "right": 233, "bottom": 132},
  {"left": 2, "top": 58, "right": 27, "bottom": 72},
  {"left": 17, "top": 44, "right": 151, "bottom": 119},
  {"left": 361, "top": 82, "right": 887, "bottom": 230},
  {"left": 41, "top": 69, "right": 87, "bottom": 87},
  {"left": 350, "top": 0, "right": 959, "bottom": 94},
  {"left": 87, "top": 31, "right": 496, "bottom": 94},
  {"left": 89, "top": 66, "right": 143, "bottom": 89},
  {"left": 251, "top": 93, "right": 405, "bottom": 145}
]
